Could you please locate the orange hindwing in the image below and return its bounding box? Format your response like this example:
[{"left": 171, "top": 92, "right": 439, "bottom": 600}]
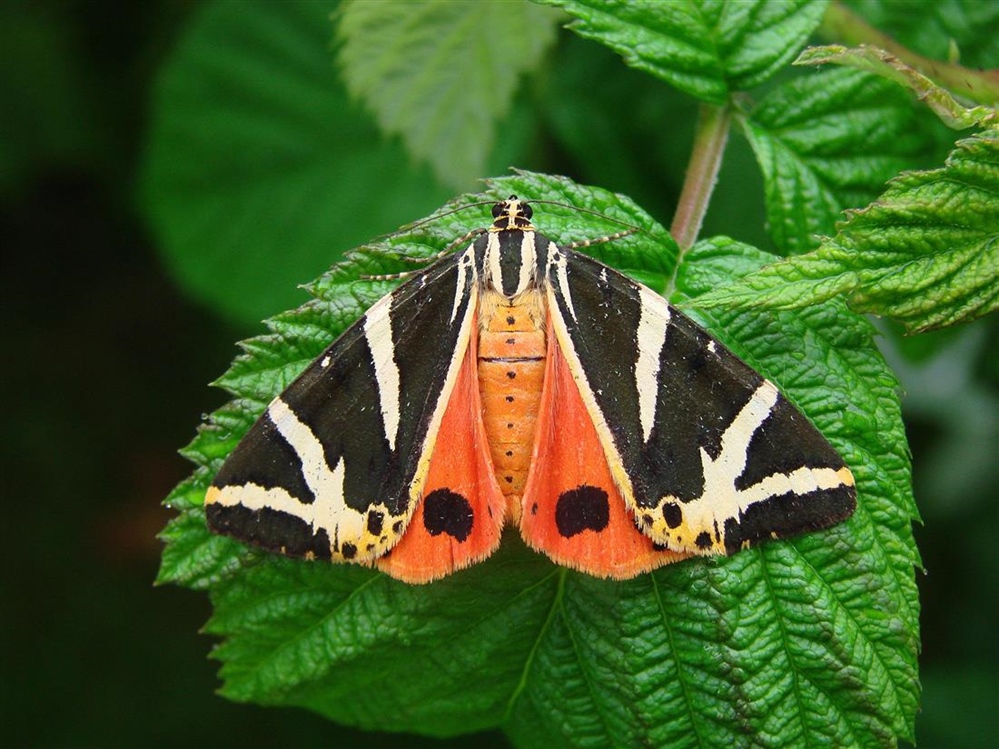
[{"left": 376, "top": 322, "right": 506, "bottom": 583}]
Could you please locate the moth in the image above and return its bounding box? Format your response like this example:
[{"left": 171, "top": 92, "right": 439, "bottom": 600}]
[{"left": 205, "top": 197, "right": 856, "bottom": 582}]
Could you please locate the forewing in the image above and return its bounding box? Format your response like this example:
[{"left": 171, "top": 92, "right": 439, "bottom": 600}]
[
  {"left": 545, "top": 245, "right": 856, "bottom": 556},
  {"left": 206, "top": 246, "right": 479, "bottom": 564}
]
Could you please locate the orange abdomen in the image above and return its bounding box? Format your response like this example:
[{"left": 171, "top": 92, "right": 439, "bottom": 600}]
[{"left": 477, "top": 291, "right": 547, "bottom": 525}]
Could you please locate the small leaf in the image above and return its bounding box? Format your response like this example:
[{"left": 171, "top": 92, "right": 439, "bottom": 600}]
[
  {"left": 741, "top": 67, "right": 924, "bottom": 253},
  {"left": 538, "top": 0, "right": 829, "bottom": 102},
  {"left": 696, "top": 131, "right": 999, "bottom": 333},
  {"left": 159, "top": 513, "right": 248, "bottom": 590},
  {"left": 161, "top": 174, "right": 917, "bottom": 745},
  {"left": 141, "top": 0, "right": 450, "bottom": 325},
  {"left": 335, "top": 0, "right": 561, "bottom": 188},
  {"left": 796, "top": 44, "right": 999, "bottom": 129}
]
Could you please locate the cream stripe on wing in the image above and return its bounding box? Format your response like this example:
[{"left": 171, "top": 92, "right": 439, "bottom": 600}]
[
  {"left": 267, "top": 397, "right": 363, "bottom": 540},
  {"left": 549, "top": 243, "right": 577, "bottom": 322},
  {"left": 207, "top": 450, "right": 356, "bottom": 541},
  {"left": 209, "top": 484, "right": 307, "bottom": 519},
  {"left": 451, "top": 246, "right": 474, "bottom": 323},
  {"left": 635, "top": 286, "right": 670, "bottom": 443},
  {"left": 671, "top": 381, "right": 781, "bottom": 530},
  {"left": 713, "top": 380, "right": 780, "bottom": 481},
  {"left": 738, "top": 465, "right": 853, "bottom": 506},
  {"left": 363, "top": 297, "right": 401, "bottom": 452}
]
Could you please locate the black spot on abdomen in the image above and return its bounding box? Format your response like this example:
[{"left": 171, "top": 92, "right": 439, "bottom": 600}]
[
  {"left": 423, "top": 489, "right": 474, "bottom": 542},
  {"left": 555, "top": 486, "right": 610, "bottom": 538}
]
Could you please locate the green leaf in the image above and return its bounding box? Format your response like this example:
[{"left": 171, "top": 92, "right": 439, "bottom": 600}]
[
  {"left": 741, "top": 66, "right": 924, "bottom": 253},
  {"left": 537, "top": 0, "right": 829, "bottom": 102},
  {"left": 795, "top": 45, "right": 999, "bottom": 129},
  {"left": 157, "top": 502, "right": 247, "bottom": 591},
  {"left": 696, "top": 130, "right": 999, "bottom": 333},
  {"left": 141, "top": 0, "right": 451, "bottom": 326},
  {"left": 161, "top": 174, "right": 918, "bottom": 745},
  {"left": 334, "top": 0, "right": 561, "bottom": 189}
]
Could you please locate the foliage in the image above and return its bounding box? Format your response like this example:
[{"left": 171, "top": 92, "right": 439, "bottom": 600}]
[
  {"left": 697, "top": 131, "right": 999, "bottom": 333},
  {"left": 145, "top": 0, "right": 999, "bottom": 747}
]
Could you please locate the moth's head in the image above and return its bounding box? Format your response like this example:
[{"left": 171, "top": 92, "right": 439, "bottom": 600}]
[{"left": 491, "top": 195, "right": 534, "bottom": 232}]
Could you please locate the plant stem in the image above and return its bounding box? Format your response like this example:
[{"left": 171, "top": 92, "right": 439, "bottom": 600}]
[
  {"left": 670, "top": 101, "right": 731, "bottom": 253},
  {"left": 819, "top": 1, "right": 999, "bottom": 105}
]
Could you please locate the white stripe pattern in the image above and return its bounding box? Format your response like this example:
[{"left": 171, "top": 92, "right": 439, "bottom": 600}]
[
  {"left": 267, "top": 398, "right": 358, "bottom": 533},
  {"left": 635, "top": 286, "right": 670, "bottom": 443},
  {"left": 486, "top": 232, "right": 503, "bottom": 294},
  {"left": 678, "top": 381, "right": 832, "bottom": 530},
  {"left": 363, "top": 298, "right": 401, "bottom": 451},
  {"left": 451, "top": 247, "right": 474, "bottom": 323},
  {"left": 550, "top": 243, "right": 577, "bottom": 321},
  {"left": 209, "top": 398, "right": 361, "bottom": 540}
]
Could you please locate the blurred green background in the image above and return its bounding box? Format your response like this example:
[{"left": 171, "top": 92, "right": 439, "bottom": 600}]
[{"left": 1, "top": 1, "right": 995, "bottom": 747}]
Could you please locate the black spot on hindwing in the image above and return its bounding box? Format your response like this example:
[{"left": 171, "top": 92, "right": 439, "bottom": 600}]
[
  {"left": 422, "top": 489, "right": 474, "bottom": 541},
  {"left": 555, "top": 486, "right": 610, "bottom": 538}
]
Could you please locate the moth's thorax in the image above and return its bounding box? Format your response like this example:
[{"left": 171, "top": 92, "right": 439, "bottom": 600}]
[
  {"left": 479, "top": 228, "right": 546, "bottom": 299},
  {"left": 476, "top": 287, "right": 548, "bottom": 524}
]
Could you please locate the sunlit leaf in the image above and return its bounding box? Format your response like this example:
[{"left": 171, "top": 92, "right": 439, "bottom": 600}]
[
  {"left": 696, "top": 131, "right": 999, "bottom": 333},
  {"left": 741, "top": 67, "right": 923, "bottom": 253},
  {"left": 538, "top": 0, "right": 828, "bottom": 102}
]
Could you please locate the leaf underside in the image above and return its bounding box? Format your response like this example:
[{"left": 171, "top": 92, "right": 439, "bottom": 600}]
[
  {"left": 141, "top": 0, "right": 451, "bottom": 325},
  {"left": 335, "top": 0, "right": 561, "bottom": 189}
]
